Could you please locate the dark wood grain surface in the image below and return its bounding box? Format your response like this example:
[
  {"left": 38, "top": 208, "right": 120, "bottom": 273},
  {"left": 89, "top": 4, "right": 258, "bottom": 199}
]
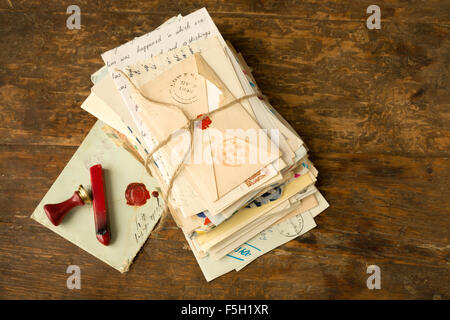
[{"left": 0, "top": 0, "right": 449, "bottom": 299}]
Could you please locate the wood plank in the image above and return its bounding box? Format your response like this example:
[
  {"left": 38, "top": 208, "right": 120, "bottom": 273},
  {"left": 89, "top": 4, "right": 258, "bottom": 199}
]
[{"left": 1, "top": 0, "right": 449, "bottom": 23}]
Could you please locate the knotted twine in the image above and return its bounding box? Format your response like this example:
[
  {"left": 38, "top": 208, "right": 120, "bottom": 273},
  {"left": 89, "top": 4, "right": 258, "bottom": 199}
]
[{"left": 116, "top": 69, "right": 259, "bottom": 235}]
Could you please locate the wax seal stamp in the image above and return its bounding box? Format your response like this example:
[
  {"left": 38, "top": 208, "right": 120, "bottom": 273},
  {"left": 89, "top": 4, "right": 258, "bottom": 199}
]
[
  {"left": 44, "top": 185, "right": 91, "bottom": 226},
  {"left": 169, "top": 72, "right": 199, "bottom": 104}
]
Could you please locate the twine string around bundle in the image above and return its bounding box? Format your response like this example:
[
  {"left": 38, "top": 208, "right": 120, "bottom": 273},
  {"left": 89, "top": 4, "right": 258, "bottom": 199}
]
[{"left": 116, "top": 69, "right": 259, "bottom": 235}]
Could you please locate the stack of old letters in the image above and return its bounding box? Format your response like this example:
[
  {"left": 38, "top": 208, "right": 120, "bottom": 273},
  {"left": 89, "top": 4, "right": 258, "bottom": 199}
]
[{"left": 79, "top": 8, "right": 329, "bottom": 281}]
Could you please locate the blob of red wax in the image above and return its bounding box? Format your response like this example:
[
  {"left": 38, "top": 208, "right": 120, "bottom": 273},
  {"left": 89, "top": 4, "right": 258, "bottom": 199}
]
[
  {"left": 125, "top": 183, "right": 150, "bottom": 206},
  {"left": 196, "top": 114, "right": 212, "bottom": 130}
]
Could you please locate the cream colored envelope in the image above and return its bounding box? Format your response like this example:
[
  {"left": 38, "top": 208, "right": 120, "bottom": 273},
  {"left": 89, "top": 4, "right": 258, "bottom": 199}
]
[
  {"left": 124, "top": 37, "right": 288, "bottom": 216},
  {"left": 208, "top": 187, "right": 319, "bottom": 260},
  {"left": 81, "top": 92, "right": 132, "bottom": 139},
  {"left": 179, "top": 156, "right": 314, "bottom": 234},
  {"left": 212, "top": 157, "right": 314, "bottom": 218},
  {"left": 208, "top": 201, "right": 292, "bottom": 260},
  {"left": 196, "top": 172, "right": 315, "bottom": 250},
  {"left": 234, "top": 193, "right": 328, "bottom": 272},
  {"left": 186, "top": 209, "right": 318, "bottom": 281},
  {"left": 31, "top": 121, "right": 162, "bottom": 273},
  {"left": 91, "top": 73, "right": 141, "bottom": 137},
  {"left": 130, "top": 52, "right": 280, "bottom": 205},
  {"left": 127, "top": 37, "right": 256, "bottom": 119},
  {"left": 82, "top": 73, "right": 211, "bottom": 220},
  {"left": 277, "top": 193, "right": 318, "bottom": 224}
]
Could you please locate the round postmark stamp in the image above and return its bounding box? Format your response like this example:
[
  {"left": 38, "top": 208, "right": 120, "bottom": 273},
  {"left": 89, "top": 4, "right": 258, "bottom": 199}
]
[
  {"left": 169, "top": 72, "right": 199, "bottom": 104},
  {"left": 276, "top": 214, "right": 304, "bottom": 237}
]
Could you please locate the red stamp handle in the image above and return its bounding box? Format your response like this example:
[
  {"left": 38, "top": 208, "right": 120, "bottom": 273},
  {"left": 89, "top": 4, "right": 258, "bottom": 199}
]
[{"left": 44, "top": 191, "right": 85, "bottom": 226}]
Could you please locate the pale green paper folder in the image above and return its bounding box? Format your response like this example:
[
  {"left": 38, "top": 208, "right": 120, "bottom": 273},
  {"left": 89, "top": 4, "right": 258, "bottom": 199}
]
[{"left": 31, "top": 120, "right": 162, "bottom": 272}]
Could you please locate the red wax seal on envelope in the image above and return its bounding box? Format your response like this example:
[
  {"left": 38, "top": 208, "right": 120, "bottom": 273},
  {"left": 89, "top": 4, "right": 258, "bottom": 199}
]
[{"left": 125, "top": 183, "right": 150, "bottom": 206}]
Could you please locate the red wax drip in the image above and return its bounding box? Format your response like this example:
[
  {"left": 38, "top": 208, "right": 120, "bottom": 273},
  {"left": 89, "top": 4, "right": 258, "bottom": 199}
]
[
  {"left": 125, "top": 183, "right": 150, "bottom": 206},
  {"left": 196, "top": 114, "right": 212, "bottom": 130}
]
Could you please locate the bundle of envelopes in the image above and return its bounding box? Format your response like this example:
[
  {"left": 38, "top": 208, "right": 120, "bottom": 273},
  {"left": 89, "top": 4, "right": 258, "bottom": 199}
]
[{"left": 80, "top": 8, "right": 329, "bottom": 281}]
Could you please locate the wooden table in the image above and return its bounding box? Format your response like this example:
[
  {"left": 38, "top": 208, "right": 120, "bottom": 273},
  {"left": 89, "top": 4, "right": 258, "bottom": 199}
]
[{"left": 0, "top": 1, "right": 448, "bottom": 299}]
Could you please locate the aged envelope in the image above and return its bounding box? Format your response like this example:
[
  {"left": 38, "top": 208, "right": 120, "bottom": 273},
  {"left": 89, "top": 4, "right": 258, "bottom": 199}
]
[
  {"left": 31, "top": 121, "right": 162, "bottom": 273},
  {"left": 127, "top": 36, "right": 256, "bottom": 119},
  {"left": 81, "top": 92, "right": 133, "bottom": 140},
  {"left": 189, "top": 158, "right": 315, "bottom": 235},
  {"left": 127, "top": 35, "right": 299, "bottom": 170},
  {"left": 130, "top": 52, "right": 280, "bottom": 205},
  {"left": 91, "top": 73, "right": 141, "bottom": 138},
  {"left": 100, "top": 7, "right": 302, "bottom": 198},
  {"left": 208, "top": 186, "right": 320, "bottom": 260},
  {"left": 85, "top": 67, "right": 210, "bottom": 219},
  {"left": 234, "top": 192, "right": 329, "bottom": 271},
  {"left": 276, "top": 193, "right": 318, "bottom": 224},
  {"left": 208, "top": 201, "right": 293, "bottom": 260},
  {"left": 196, "top": 172, "right": 316, "bottom": 250},
  {"left": 225, "top": 42, "right": 303, "bottom": 165},
  {"left": 100, "top": 11, "right": 298, "bottom": 216},
  {"left": 186, "top": 209, "right": 317, "bottom": 281}
]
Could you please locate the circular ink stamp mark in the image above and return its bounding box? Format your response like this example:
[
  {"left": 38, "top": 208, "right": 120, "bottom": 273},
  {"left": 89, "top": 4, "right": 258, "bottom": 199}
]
[
  {"left": 220, "top": 137, "right": 247, "bottom": 167},
  {"left": 169, "top": 72, "right": 199, "bottom": 104},
  {"left": 276, "top": 214, "right": 304, "bottom": 237}
]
